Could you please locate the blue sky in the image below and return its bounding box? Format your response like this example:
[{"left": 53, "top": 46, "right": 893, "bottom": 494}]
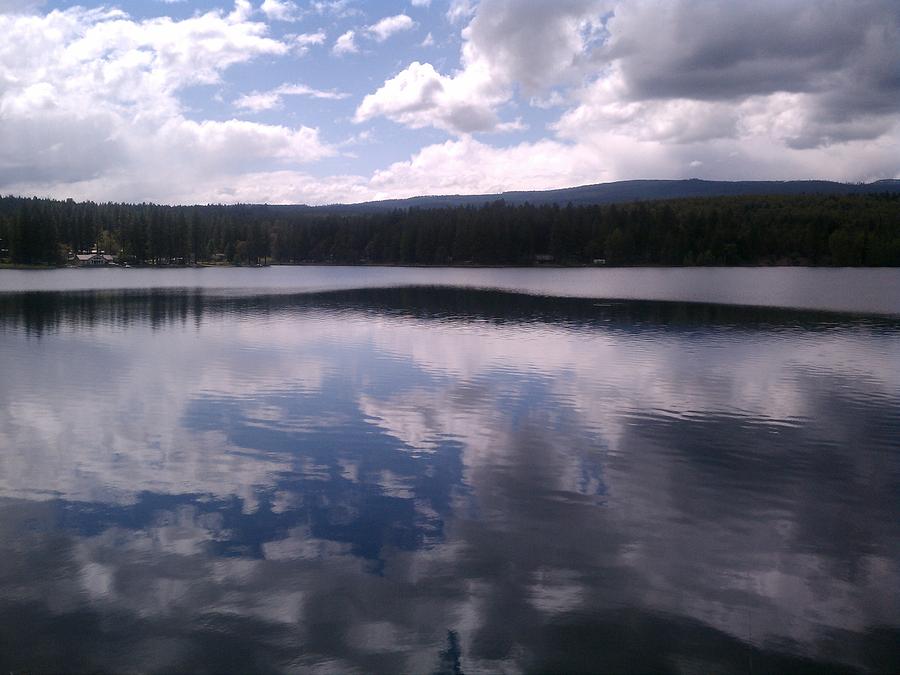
[
  {"left": 1, "top": 0, "right": 898, "bottom": 204},
  {"left": 139, "top": 0, "right": 484, "bottom": 176}
]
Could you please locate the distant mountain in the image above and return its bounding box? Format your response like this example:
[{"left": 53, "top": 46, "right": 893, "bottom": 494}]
[{"left": 285, "top": 178, "right": 900, "bottom": 213}]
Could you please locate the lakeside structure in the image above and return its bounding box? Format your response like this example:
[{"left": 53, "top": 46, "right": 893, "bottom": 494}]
[{"left": 69, "top": 252, "right": 117, "bottom": 267}]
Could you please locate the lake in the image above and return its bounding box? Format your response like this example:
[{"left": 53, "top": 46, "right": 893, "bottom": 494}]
[{"left": 0, "top": 267, "right": 898, "bottom": 673}]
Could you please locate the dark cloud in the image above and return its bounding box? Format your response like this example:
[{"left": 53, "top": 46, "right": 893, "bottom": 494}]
[
  {"left": 603, "top": 0, "right": 900, "bottom": 146},
  {"left": 607, "top": 1, "right": 898, "bottom": 100}
]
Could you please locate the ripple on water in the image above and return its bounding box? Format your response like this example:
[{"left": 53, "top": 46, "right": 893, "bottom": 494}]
[{"left": 0, "top": 284, "right": 898, "bottom": 673}]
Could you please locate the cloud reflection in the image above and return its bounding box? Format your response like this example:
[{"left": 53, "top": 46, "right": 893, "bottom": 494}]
[{"left": 0, "top": 288, "right": 898, "bottom": 673}]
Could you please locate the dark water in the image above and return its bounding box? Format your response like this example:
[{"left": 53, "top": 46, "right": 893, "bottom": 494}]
[
  {"left": 0, "top": 269, "right": 898, "bottom": 673},
  {"left": 1, "top": 265, "right": 899, "bottom": 314}
]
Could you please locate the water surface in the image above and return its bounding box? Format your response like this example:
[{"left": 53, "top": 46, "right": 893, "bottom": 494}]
[
  {"left": 0, "top": 269, "right": 898, "bottom": 673},
  {"left": 2, "top": 265, "right": 899, "bottom": 314}
]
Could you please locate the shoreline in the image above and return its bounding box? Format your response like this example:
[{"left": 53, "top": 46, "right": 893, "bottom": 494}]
[{"left": 3, "top": 262, "right": 900, "bottom": 271}]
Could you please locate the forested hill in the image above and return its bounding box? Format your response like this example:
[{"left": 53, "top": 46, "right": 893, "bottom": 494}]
[
  {"left": 303, "top": 178, "right": 900, "bottom": 213},
  {"left": 0, "top": 192, "right": 898, "bottom": 268}
]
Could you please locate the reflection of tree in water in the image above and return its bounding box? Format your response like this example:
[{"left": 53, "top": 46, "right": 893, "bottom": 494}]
[
  {"left": 435, "top": 630, "right": 464, "bottom": 675},
  {"left": 3, "top": 286, "right": 897, "bottom": 338}
]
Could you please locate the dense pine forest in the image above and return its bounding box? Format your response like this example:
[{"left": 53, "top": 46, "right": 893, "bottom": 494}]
[{"left": 0, "top": 192, "right": 898, "bottom": 267}]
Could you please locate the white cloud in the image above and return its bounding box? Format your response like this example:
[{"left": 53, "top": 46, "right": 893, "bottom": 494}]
[
  {"left": 357, "top": 0, "right": 899, "bottom": 177},
  {"left": 294, "top": 30, "right": 326, "bottom": 49},
  {"left": 366, "top": 14, "right": 415, "bottom": 42},
  {"left": 411, "top": 0, "right": 431, "bottom": 7},
  {"left": 354, "top": 61, "right": 502, "bottom": 134},
  {"left": 555, "top": 69, "right": 741, "bottom": 145},
  {"left": 332, "top": 29, "right": 357, "bottom": 55},
  {"left": 145, "top": 118, "right": 334, "bottom": 172},
  {"left": 446, "top": 0, "right": 476, "bottom": 23},
  {"left": 9, "top": 120, "right": 900, "bottom": 206},
  {"left": 227, "top": 0, "right": 253, "bottom": 23},
  {"left": 381, "top": 123, "right": 900, "bottom": 200},
  {"left": 462, "top": 0, "right": 609, "bottom": 93},
  {"left": 0, "top": 4, "right": 335, "bottom": 201},
  {"left": 368, "top": 136, "right": 602, "bottom": 197},
  {"left": 3, "top": 0, "right": 899, "bottom": 206},
  {"left": 0, "top": 4, "right": 289, "bottom": 116},
  {"left": 356, "top": 0, "right": 606, "bottom": 134},
  {"left": 420, "top": 31, "right": 434, "bottom": 47},
  {"left": 232, "top": 91, "right": 282, "bottom": 112},
  {"left": 260, "top": 0, "right": 299, "bottom": 22},
  {"left": 234, "top": 82, "right": 348, "bottom": 112}
]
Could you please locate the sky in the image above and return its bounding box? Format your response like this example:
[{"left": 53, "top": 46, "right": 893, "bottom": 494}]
[{"left": 0, "top": 0, "right": 898, "bottom": 205}]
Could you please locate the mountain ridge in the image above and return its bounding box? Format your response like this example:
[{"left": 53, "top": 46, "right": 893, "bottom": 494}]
[{"left": 282, "top": 178, "right": 900, "bottom": 213}]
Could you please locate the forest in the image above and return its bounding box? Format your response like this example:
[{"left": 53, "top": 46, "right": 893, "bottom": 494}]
[{"left": 0, "top": 192, "right": 898, "bottom": 267}]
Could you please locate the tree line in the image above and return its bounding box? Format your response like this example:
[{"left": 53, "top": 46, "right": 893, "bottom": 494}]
[{"left": 0, "top": 192, "right": 898, "bottom": 267}]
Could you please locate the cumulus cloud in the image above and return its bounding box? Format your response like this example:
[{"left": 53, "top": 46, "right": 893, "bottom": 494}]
[
  {"left": 0, "top": 3, "right": 334, "bottom": 201},
  {"left": 3, "top": 0, "right": 899, "bottom": 205},
  {"left": 356, "top": 0, "right": 609, "bottom": 134},
  {"left": 227, "top": 0, "right": 253, "bottom": 23},
  {"left": 366, "top": 14, "right": 416, "bottom": 41},
  {"left": 354, "top": 61, "right": 502, "bottom": 134},
  {"left": 461, "top": 0, "right": 608, "bottom": 93},
  {"left": 357, "top": 0, "right": 900, "bottom": 173},
  {"left": 332, "top": 29, "right": 358, "bottom": 55},
  {"left": 294, "top": 30, "right": 326, "bottom": 50},
  {"left": 260, "top": 0, "right": 299, "bottom": 22},
  {"left": 598, "top": 0, "right": 900, "bottom": 148}
]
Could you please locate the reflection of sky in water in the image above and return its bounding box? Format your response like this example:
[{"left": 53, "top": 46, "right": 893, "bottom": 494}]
[{"left": 0, "top": 288, "right": 898, "bottom": 673}]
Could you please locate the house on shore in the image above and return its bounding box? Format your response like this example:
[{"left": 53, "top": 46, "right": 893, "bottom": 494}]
[{"left": 70, "top": 253, "right": 117, "bottom": 266}]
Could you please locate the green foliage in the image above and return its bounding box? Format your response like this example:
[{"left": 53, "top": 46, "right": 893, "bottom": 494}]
[{"left": 0, "top": 193, "right": 897, "bottom": 267}]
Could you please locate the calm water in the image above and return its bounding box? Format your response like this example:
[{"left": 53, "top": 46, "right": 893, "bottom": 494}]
[{"left": 0, "top": 268, "right": 898, "bottom": 673}]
